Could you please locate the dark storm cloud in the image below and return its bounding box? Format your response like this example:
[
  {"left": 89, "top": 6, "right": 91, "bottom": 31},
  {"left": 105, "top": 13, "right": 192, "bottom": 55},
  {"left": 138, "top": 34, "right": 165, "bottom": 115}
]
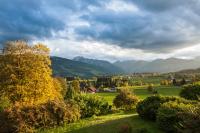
[
  {"left": 0, "top": 0, "right": 107, "bottom": 44},
  {"left": 75, "top": 0, "right": 200, "bottom": 52},
  {"left": 1, "top": 0, "right": 200, "bottom": 53},
  {"left": 0, "top": 0, "right": 64, "bottom": 44}
]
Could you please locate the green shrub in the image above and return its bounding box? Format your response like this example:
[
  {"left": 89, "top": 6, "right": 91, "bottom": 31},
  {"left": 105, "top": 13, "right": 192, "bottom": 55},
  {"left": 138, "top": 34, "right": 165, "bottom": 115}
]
[
  {"left": 180, "top": 84, "right": 200, "bottom": 100},
  {"left": 73, "top": 94, "right": 111, "bottom": 118},
  {"left": 0, "top": 96, "right": 11, "bottom": 112},
  {"left": 147, "top": 84, "right": 154, "bottom": 92},
  {"left": 177, "top": 105, "right": 200, "bottom": 133},
  {"left": 113, "top": 88, "right": 139, "bottom": 111},
  {"left": 136, "top": 96, "right": 192, "bottom": 120},
  {"left": 157, "top": 101, "right": 194, "bottom": 133},
  {"left": 0, "top": 100, "right": 80, "bottom": 133},
  {"left": 113, "top": 89, "right": 138, "bottom": 111}
]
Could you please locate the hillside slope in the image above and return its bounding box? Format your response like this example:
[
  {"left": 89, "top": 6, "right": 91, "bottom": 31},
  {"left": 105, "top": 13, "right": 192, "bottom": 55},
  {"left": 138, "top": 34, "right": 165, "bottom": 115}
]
[
  {"left": 51, "top": 56, "right": 123, "bottom": 77},
  {"left": 73, "top": 56, "right": 123, "bottom": 74}
]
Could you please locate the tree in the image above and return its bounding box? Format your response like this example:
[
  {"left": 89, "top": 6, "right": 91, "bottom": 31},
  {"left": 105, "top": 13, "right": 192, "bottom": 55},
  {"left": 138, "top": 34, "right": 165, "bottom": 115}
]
[
  {"left": 53, "top": 77, "right": 67, "bottom": 98},
  {"left": 160, "top": 80, "right": 169, "bottom": 86},
  {"left": 147, "top": 83, "right": 154, "bottom": 92},
  {"left": 180, "top": 78, "right": 186, "bottom": 85},
  {"left": 180, "top": 84, "right": 200, "bottom": 100},
  {"left": 65, "top": 85, "right": 76, "bottom": 99},
  {"left": 172, "top": 78, "right": 177, "bottom": 86},
  {"left": 72, "top": 80, "right": 80, "bottom": 92},
  {"left": 113, "top": 88, "right": 138, "bottom": 110},
  {"left": 0, "top": 41, "right": 59, "bottom": 105}
]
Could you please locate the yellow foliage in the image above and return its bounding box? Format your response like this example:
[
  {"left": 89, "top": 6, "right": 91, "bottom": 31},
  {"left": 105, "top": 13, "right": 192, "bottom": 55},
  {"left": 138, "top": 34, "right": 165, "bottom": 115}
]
[
  {"left": 72, "top": 80, "right": 80, "bottom": 92},
  {"left": 0, "top": 41, "right": 59, "bottom": 105}
]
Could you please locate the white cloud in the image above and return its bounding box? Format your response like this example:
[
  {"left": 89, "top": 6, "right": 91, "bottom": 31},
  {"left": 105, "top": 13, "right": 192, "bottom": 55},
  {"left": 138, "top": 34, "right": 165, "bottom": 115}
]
[
  {"left": 34, "top": 38, "right": 200, "bottom": 62},
  {"left": 172, "top": 44, "right": 200, "bottom": 59},
  {"left": 105, "top": 0, "right": 139, "bottom": 13}
]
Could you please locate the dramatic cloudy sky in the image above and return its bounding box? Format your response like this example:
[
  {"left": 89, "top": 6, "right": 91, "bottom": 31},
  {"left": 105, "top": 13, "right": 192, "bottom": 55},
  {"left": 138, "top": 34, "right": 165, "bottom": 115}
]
[{"left": 1, "top": 0, "right": 200, "bottom": 62}]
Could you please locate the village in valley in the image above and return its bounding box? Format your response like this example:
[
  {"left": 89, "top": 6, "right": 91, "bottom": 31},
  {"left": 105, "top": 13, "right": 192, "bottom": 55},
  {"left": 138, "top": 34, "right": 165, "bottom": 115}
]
[{"left": 1, "top": 0, "right": 200, "bottom": 133}]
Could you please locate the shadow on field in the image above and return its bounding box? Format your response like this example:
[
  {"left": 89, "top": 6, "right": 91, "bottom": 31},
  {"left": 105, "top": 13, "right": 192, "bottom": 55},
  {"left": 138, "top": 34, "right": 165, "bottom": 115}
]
[{"left": 68, "top": 114, "right": 162, "bottom": 133}]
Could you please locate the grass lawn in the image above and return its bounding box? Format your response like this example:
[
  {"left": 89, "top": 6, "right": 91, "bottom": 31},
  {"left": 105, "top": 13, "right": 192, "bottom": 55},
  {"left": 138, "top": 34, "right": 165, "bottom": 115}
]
[
  {"left": 39, "top": 112, "right": 163, "bottom": 133},
  {"left": 130, "top": 76, "right": 165, "bottom": 84},
  {"left": 93, "top": 92, "right": 117, "bottom": 105},
  {"left": 134, "top": 85, "right": 182, "bottom": 99},
  {"left": 95, "top": 85, "right": 182, "bottom": 104}
]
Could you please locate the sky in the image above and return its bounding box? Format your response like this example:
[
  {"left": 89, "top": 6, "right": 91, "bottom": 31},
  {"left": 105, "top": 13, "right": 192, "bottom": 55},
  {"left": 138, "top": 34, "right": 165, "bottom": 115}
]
[{"left": 1, "top": 0, "right": 200, "bottom": 62}]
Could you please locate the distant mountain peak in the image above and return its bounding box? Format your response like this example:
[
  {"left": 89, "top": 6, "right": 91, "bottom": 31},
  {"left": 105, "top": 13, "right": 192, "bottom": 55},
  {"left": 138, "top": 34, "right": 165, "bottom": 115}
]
[
  {"left": 73, "top": 56, "right": 110, "bottom": 63},
  {"left": 73, "top": 56, "right": 85, "bottom": 60}
]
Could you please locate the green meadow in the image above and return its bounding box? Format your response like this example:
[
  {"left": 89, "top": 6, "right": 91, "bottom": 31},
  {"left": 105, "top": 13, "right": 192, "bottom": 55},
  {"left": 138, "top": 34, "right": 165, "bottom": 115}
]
[
  {"left": 39, "top": 85, "right": 182, "bottom": 133},
  {"left": 95, "top": 85, "right": 181, "bottom": 104}
]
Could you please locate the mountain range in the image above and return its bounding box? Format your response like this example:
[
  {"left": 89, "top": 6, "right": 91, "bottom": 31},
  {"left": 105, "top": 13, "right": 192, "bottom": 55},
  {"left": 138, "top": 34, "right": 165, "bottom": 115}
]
[
  {"left": 51, "top": 56, "right": 200, "bottom": 77},
  {"left": 114, "top": 57, "right": 200, "bottom": 73}
]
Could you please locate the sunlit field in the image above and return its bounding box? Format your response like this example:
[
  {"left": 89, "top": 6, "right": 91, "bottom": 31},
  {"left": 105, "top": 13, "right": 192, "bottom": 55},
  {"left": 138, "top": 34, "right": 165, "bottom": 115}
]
[
  {"left": 94, "top": 85, "right": 182, "bottom": 105},
  {"left": 39, "top": 112, "right": 163, "bottom": 133},
  {"left": 39, "top": 85, "right": 181, "bottom": 133}
]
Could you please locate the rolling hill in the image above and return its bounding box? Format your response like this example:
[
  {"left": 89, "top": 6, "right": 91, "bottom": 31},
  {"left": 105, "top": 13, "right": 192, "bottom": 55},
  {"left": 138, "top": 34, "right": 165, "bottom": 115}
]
[
  {"left": 73, "top": 56, "right": 123, "bottom": 74},
  {"left": 51, "top": 56, "right": 124, "bottom": 77}
]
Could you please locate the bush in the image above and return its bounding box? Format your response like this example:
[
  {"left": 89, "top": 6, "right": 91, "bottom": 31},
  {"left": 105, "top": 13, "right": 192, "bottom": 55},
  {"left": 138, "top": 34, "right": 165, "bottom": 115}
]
[
  {"left": 73, "top": 94, "right": 111, "bottom": 118},
  {"left": 177, "top": 105, "right": 200, "bottom": 133},
  {"left": 0, "top": 100, "right": 80, "bottom": 133},
  {"left": 0, "top": 96, "right": 11, "bottom": 112},
  {"left": 147, "top": 84, "right": 154, "bottom": 92},
  {"left": 136, "top": 96, "right": 192, "bottom": 120},
  {"left": 157, "top": 101, "right": 194, "bottom": 133},
  {"left": 160, "top": 80, "right": 170, "bottom": 86},
  {"left": 180, "top": 84, "right": 200, "bottom": 100},
  {"left": 113, "top": 88, "right": 139, "bottom": 111}
]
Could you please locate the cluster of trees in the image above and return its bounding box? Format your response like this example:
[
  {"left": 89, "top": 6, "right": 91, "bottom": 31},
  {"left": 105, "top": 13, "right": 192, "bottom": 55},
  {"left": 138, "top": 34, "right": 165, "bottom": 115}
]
[
  {"left": 66, "top": 79, "right": 96, "bottom": 93},
  {"left": 160, "top": 78, "right": 187, "bottom": 86},
  {"left": 0, "top": 41, "right": 111, "bottom": 132},
  {"left": 180, "top": 84, "right": 200, "bottom": 101},
  {"left": 0, "top": 41, "right": 75, "bottom": 132},
  {"left": 96, "top": 77, "right": 129, "bottom": 88},
  {"left": 67, "top": 76, "right": 130, "bottom": 92},
  {"left": 160, "top": 80, "right": 171, "bottom": 85},
  {"left": 95, "top": 76, "right": 153, "bottom": 88},
  {"left": 172, "top": 78, "right": 187, "bottom": 86},
  {"left": 137, "top": 83, "right": 200, "bottom": 133}
]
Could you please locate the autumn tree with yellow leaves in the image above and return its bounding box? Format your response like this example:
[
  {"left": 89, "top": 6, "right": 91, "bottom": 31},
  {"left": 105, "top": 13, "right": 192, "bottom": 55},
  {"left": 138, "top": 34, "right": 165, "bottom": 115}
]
[{"left": 0, "top": 41, "right": 60, "bottom": 105}]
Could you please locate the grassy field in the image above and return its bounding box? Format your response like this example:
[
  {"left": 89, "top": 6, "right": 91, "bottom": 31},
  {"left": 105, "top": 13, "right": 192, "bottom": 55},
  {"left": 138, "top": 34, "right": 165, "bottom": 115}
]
[
  {"left": 95, "top": 85, "right": 182, "bottom": 104},
  {"left": 39, "top": 85, "right": 182, "bottom": 133},
  {"left": 39, "top": 111, "right": 163, "bottom": 133},
  {"left": 129, "top": 76, "right": 165, "bottom": 84}
]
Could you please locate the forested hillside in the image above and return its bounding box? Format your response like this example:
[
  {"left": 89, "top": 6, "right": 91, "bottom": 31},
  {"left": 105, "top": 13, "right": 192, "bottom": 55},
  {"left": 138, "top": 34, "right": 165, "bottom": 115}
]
[{"left": 51, "top": 56, "right": 124, "bottom": 77}]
